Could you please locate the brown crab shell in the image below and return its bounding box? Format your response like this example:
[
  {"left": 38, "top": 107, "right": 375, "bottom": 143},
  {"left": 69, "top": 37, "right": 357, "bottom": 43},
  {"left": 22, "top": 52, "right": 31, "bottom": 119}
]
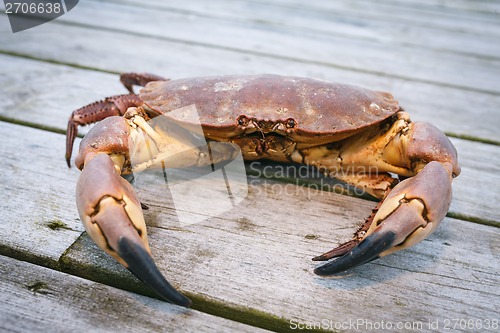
[{"left": 139, "top": 75, "right": 400, "bottom": 144}]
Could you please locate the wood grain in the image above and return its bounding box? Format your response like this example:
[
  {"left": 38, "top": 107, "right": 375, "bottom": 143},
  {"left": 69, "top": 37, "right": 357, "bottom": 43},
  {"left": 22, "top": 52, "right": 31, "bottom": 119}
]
[
  {"left": 0, "top": 124, "right": 82, "bottom": 268},
  {"left": 0, "top": 255, "right": 267, "bottom": 333},
  {"left": 1, "top": 21, "right": 499, "bottom": 141},
  {"left": 0, "top": 121, "right": 497, "bottom": 331},
  {"left": 62, "top": 180, "right": 500, "bottom": 332}
]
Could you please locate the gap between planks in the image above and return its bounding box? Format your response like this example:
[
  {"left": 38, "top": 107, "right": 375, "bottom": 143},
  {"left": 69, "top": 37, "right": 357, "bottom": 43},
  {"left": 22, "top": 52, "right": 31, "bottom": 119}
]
[
  {"left": 102, "top": 0, "right": 500, "bottom": 60},
  {"left": 0, "top": 47, "right": 499, "bottom": 142},
  {"left": 61, "top": 173, "right": 500, "bottom": 332},
  {"left": 0, "top": 255, "right": 268, "bottom": 333}
]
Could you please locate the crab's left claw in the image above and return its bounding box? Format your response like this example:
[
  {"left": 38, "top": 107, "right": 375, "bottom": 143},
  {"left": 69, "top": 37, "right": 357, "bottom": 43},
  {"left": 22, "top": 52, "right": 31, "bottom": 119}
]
[
  {"left": 315, "top": 161, "right": 454, "bottom": 275},
  {"left": 76, "top": 152, "right": 191, "bottom": 307}
]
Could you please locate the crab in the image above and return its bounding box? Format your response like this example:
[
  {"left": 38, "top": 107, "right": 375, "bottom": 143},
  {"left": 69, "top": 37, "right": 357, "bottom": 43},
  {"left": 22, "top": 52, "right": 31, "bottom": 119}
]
[{"left": 66, "top": 73, "right": 460, "bottom": 307}]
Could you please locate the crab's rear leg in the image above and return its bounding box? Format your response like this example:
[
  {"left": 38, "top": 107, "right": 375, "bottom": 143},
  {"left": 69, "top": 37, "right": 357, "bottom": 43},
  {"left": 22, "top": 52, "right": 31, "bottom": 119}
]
[
  {"left": 66, "top": 73, "right": 168, "bottom": 166},
  {"left": 301, "top": 112, "right": 460, "bottom": 275},
  {"left": 66, "top": 94, "right": 142, "bottom": 166},
  {"left": 120, "top": 72, "right": 168, "bottom": 94}
]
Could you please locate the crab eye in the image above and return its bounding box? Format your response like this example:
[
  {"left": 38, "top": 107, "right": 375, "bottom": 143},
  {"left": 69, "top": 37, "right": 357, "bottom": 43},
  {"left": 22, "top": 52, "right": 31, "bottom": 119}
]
[
  {"left": 286, "top": 118, "right": 296, "bottom": 128},
  {"left": 237, "top": 115, "right": 249, "bottom": 126}
]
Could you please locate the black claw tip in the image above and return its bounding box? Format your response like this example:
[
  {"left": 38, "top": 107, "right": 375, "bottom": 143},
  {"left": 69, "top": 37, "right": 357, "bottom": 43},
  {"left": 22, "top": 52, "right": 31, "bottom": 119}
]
[
  {"left": 118, "top": 237, "right": 192, "bottom": 307},
  {"left": 314, "top": 231, "right": 396, "bottom": 276}
]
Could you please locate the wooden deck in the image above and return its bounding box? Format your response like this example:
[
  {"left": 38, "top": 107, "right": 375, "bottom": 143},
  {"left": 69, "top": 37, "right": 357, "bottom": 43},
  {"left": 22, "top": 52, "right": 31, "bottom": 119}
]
[{"left": 1, "top": 1, "right": 499, "bottom": 332}]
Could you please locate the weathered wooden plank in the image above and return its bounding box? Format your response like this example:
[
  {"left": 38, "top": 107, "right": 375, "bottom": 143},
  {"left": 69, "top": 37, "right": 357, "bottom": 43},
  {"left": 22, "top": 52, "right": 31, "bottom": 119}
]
[
  {"left": 241, "top": 137, "right": 500, "bottom": 224},
  {"left": 62, "top": 184, "right": 500, "bottom": 332},
  {"left": 112, "top": 0, "right": 500, "bottom": 59},
  {"left": 0, "top": 44, "right": 499, "bottom": 143},
  {"left": 264, "top": 0, "right": 500, "bottom": 37},
  {"left": 450, "top": 139, "right": 500, "bottom": 223},
  {"left": 361, "top": 0, "right": 500, "bottom": 16},
  {"left": 0, "top": 121, "right": 498, "bottom": 331},
  {"left": 0, "top": 55, "right": 127, "bottom": 132},
  {"left": 2, "top": 13, "right": 499, "bottom": 141},
  {"left": 0, "top": 57, "right": 498, "bottom": 223},
  {"left": 0, "top": 255, "right": 267, "bottom": 333},
  {"left": 0, "top": 124, "right": 82, "bottom": 268},
  {"left": 53, "top": 0, "right": 500, "bottom": 95}
]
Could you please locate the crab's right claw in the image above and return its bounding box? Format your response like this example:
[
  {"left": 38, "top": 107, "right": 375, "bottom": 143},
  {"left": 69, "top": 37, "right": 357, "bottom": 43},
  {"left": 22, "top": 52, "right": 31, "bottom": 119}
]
[
  {"left": 76, "top": 153, "right": 191, "bottom": 307},
  {"left": 315, "top": 161, "right": 454, "bottom": 275}
]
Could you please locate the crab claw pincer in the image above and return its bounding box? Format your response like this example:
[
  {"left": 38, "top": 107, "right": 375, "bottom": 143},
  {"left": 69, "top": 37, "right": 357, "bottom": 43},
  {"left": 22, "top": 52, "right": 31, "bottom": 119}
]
[
  {"left": 76, "top": 153, "right": 191, "bottom": 307},
  {"left": 314, "top": 161, "right": 454, "bottom": 276}
]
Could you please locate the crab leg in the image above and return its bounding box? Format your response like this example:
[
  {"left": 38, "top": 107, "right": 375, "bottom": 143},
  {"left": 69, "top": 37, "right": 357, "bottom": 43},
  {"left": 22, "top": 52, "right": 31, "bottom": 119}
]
[
  {"left": 120, "top": 72, "right": 168, "bottom": 94},
  {"left": 66, "top": 73, "right": 168, "bottom": 167},
  {"left": 66, "top": 94, "right": 143, "bottom": 167}
]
